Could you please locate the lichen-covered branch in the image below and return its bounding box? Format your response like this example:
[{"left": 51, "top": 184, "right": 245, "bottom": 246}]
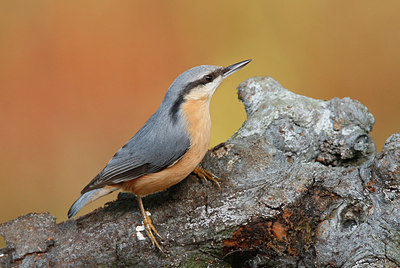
[{"left": 1, "top": 77, "right": 399, "bottom": 267}]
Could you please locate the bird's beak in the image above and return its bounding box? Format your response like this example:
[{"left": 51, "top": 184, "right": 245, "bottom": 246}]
[{"left": 223, "top": 59, "right": 252, "bottom": 79}]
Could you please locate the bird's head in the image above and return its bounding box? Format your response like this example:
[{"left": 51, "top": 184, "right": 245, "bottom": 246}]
[{"left": 165, "top": 59, "right": 252, "bottom": 121}]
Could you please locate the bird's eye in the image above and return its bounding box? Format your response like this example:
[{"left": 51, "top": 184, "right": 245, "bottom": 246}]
[{"left": 204, "top": 75, "right": 213, "bottom": 83}]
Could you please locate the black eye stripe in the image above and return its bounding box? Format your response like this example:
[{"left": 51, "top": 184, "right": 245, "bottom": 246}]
[{"left": 201, "top": 69, "right": 223, "bottom": 84}]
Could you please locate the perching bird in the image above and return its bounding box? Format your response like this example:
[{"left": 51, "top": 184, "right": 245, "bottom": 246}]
[{"left": 68, "top": 59, "right": 251, "bottom": 252}]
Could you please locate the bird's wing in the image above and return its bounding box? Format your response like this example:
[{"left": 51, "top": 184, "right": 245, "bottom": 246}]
[{"left": 81, "top": 116, "right": 191, "bottom": 194}]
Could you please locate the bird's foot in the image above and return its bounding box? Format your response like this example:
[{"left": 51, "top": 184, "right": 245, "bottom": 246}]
[
  {"left": 142, "top": 211, "right": 164, "bottom": 252},
  {"left": 193, "top": 166, "right": 222, "bottom": 190},
  {"left": 137, "top": 197, "right": 165, "bottom": 254}
]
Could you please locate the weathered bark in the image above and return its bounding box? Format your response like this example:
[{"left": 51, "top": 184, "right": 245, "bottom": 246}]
[{"left": 1, "top": 77, "right": 399, "bottom": 267}]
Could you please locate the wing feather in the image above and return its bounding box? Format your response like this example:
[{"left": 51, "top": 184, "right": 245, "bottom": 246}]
[{"left": 81, "top": 111, "right": 190, "bottom": 194}]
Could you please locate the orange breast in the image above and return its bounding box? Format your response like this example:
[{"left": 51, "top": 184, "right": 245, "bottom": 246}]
[{"left": 122, "top": 97, "right": 211, "bottom": 197}]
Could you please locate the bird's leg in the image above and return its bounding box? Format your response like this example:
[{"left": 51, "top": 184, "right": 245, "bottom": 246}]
[
  {"left": 137, "top": 196, "right": 164, "bottom": 253},
  {"left": 192, "top": 166, "right": 222, "bottom": 190}
]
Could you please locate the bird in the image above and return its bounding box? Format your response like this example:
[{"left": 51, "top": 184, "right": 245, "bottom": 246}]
[{"left": 67, "top": 59, "right": 252, "bottom": 252}]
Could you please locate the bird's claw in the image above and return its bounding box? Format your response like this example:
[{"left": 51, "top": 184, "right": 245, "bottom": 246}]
[
  {"left": 137, "top": 197, "right": 165, "bottom": 255},
  {"left": 193, "top": 166, "right": 222, "bottom": 190},
  {"left": 142, "top": 211, "right": 165, "bottom": 254}
]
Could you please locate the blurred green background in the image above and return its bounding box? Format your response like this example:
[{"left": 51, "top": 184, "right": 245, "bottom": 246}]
[{"left": 1, "top": 0, "right": 399, "bottom": 240}]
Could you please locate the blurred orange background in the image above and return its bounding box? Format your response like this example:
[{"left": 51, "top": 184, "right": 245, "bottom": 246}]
[{"left": 1, "top": 0, "right": 399, "bottom": 236}]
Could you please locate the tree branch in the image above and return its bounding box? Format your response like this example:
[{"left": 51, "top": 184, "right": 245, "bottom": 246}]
[{"left": 1, "top": 77, "right": 399, "bottom": 267}]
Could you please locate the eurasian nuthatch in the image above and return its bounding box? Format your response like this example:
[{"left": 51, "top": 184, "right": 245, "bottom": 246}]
[{"left": 68, "top": 59, "right": 251, "bottom": 252}]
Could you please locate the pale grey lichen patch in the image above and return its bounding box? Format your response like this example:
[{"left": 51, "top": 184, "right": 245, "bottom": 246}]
[
  {"left": 183, "top": 189, "right": 278, "bottom": 233},
  {"left": 314, "top": 108, "right": 333, "bottom": 135}
]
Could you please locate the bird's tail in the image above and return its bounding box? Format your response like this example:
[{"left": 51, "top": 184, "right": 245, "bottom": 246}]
[{"left": 68, "top": 185, "right": 120, "bottom": 218}]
